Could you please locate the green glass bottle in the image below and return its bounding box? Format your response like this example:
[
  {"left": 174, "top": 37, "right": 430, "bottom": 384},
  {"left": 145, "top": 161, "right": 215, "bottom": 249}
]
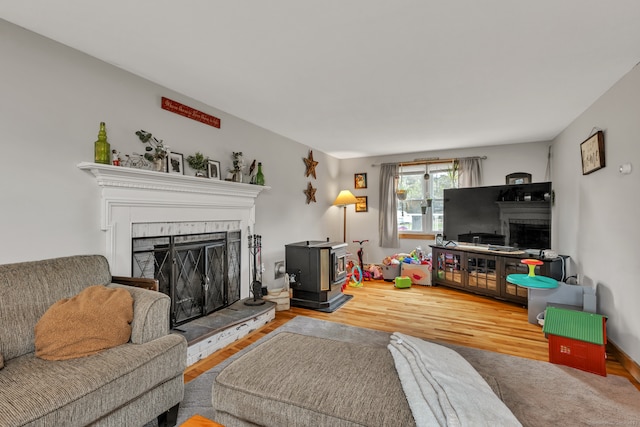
[
  {"left": 255, "top": 162, "right": 265, "bottom": 185},
  {"left": 94, "top": 122, "right": 111, "bottom": 164}
]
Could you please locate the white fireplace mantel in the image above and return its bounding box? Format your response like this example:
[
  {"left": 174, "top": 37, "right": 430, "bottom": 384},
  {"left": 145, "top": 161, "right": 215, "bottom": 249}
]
[
  {"left": 78, "top": 162, "right": 269, "bottom": 284},
  {"left": 78, "top": 162, "right": 269, "bottom": 200}
]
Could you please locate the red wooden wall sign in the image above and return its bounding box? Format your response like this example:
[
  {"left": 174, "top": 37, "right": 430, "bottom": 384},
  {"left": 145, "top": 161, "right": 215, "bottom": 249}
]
[{"left": 161, "top": 97, "right": 221, "bottom": 129}]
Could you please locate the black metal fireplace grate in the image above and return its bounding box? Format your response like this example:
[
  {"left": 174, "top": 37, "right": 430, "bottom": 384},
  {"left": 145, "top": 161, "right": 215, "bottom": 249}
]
[{"left": 132, "top": 231, "right": 241, "bottom": 327}]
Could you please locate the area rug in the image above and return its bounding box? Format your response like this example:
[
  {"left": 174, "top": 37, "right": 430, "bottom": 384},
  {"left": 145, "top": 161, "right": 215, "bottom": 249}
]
[{"left": 153, "top": 316, "right": 640, "bottom": 427}]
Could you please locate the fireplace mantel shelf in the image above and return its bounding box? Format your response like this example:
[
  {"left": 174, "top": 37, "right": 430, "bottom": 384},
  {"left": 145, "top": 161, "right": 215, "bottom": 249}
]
[{"left": 78, "top": 162, "right": 270, "bottom": 198}]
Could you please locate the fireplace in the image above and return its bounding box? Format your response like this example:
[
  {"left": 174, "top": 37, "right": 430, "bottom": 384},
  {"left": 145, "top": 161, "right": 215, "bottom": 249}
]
[
  {"left": 132, "top": 228, "right": 241, "bottom": 327},
  {"left": 78, "top": 162, "right": 268, "bottom": 303}
]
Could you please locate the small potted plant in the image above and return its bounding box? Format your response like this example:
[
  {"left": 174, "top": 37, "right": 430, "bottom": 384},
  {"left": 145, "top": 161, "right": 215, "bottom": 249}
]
[
  {"left": 229, "top": 151, "right": 245, "bottom": 182},
  {"left": 186, "top": 152, "right": 209, "bottom": 177},
  {"left": 135, "top": 130, "right": 168, "bottom": 171}
]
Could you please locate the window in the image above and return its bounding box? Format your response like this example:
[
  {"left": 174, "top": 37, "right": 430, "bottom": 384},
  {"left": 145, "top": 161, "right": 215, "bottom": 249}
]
[{"left": 396, "top": 162, "right": 457, "bottom": 235}]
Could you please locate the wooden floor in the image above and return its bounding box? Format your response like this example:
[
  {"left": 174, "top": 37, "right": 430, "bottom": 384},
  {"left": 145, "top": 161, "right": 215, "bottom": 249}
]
[{"left": 184, "top": 280, "right": 640, "bottom": 390}]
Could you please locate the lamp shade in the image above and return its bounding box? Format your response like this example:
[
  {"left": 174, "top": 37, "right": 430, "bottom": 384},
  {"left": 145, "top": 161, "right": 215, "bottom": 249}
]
[{"left": 333, "top": 190, "right": 358, "bottom": 206}]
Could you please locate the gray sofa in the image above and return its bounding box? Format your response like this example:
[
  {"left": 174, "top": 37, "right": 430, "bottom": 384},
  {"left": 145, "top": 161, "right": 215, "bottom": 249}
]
[{"left": 0, "top": 255, "right": 188, "bottom": 427}]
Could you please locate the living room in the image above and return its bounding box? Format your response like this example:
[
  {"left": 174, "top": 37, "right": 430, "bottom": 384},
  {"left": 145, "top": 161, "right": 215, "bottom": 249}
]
[{"left": 1, "top": 3, "right": 639, "bottom": 422}]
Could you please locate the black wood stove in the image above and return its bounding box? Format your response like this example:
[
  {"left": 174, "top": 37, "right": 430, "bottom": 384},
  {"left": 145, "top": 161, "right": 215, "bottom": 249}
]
[{"left": 285, "top": 240, "right": 352, "bottom": 312}]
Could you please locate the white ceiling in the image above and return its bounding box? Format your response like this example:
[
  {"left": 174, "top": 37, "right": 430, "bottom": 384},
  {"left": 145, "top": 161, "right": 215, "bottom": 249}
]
[{"left": 3, "top": 1, "right": 640, "bottom": 159}]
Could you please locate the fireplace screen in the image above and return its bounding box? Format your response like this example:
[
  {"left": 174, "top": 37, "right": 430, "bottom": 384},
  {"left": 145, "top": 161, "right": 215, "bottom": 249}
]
[{"left": 132, "top": 231, "right": 241, "bottom": 327}]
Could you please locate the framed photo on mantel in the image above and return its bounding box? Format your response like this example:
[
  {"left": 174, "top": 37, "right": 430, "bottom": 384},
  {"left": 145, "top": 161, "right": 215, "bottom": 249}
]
[
  {"left": 167, "top": 152, "right": 184, "bottom": 175},
  {"left": 208, "top": 160, "right": 221, "bottom": 180},
  {"left": 580, "top": 130, "right": 605, "bottom": 175}
]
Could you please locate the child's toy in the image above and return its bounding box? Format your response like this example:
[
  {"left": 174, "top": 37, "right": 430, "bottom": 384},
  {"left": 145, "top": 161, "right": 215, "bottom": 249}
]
[
  {"left": 346, "top": 260, "right": 363, "bottom": 287},
  {"left": 368, "top": 264, "right": 383, "bottom": 280},
  {"left": 347, "top": 239, "right": 370, "bottom": 287},
  {"left": 543, "top": 306, "right": 607, "bottom": 376},
  {"left": 394, "top": 276, "right": 411, "bottom": 288}
]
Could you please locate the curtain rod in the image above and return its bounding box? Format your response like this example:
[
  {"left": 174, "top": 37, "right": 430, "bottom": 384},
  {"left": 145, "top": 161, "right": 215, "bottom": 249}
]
[{"left": 371, "top": 155, "right": 487, "bottom": 167}]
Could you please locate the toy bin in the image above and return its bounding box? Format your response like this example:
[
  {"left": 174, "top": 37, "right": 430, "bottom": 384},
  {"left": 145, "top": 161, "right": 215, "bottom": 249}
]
[
  {"left": 382, "top": 264, "right": 401, "bottom": 282},
  {"left": 401, "top": 264, "right": 432, "bottom": 286}
]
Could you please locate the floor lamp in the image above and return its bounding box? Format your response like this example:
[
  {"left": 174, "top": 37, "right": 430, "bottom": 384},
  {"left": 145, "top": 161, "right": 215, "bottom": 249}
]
[{"left": 333, "top": 190, "right": 358, "bottom": 242}]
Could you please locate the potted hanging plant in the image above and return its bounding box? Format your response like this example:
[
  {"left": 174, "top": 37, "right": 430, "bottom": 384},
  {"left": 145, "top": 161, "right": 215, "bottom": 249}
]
[
  {"left": 186, "top": 152, "right": 209, "bottom": 177},
  {"left": 447, "top": 160, "right": 459, "bottom": 187},
  {"left": 421, "top": 198, "right": 432, "bottom": 214}
]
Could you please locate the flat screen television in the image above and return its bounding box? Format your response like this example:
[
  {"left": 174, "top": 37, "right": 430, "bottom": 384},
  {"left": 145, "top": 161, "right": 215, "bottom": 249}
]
[{"left": 443, "top": 182, "right": 552, "bottom": 250}]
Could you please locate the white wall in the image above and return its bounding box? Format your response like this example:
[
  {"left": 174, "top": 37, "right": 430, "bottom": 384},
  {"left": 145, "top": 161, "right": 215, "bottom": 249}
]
[
  {"left": 552, "top": 64, "right": 640, "bottom": 365},
  {"left": 0, "top": 19, "right": 340, "bottom": 289},
  {"left": 338, "top": 142, "right": 551, "bottom": 264}
]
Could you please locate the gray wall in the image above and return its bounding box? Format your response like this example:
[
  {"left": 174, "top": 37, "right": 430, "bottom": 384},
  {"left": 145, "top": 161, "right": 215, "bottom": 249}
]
[
  {"left": 2, "top": 19, "right": 638, "bottom": 367},
  {"left": 551, "top": 64, "right": 640, "bottom": 365}
]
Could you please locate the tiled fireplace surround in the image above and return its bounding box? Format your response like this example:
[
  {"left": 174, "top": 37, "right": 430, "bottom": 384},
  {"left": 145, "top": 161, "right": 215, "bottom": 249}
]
[{"left": 79, "top": 162, "right": 273, "bottom": 364}]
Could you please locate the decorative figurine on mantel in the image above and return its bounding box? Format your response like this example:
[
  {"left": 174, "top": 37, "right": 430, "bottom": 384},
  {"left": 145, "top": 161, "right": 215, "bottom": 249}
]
[
  {"left": 111, "top": 149, "right": 121, "bottom": 166},
  {"left": 248, "top": 159, "right": 256, "bottom": 183}
]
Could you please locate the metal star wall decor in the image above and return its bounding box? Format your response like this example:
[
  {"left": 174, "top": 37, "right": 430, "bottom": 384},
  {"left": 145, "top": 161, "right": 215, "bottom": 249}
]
[
  {"left": 304, "top": 182, "right": 317, "bottom": 204},
  {"left": 303, "top": 150, "right": 319, "bottom": 179}
]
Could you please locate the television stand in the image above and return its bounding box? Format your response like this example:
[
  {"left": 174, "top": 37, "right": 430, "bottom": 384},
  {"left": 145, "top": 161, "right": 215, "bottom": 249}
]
[{"left": 431, "top": 245, "right": 565, "bottom": 306}]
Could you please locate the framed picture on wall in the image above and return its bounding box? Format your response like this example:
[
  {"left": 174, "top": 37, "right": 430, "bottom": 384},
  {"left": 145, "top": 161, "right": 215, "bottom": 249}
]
[
  {"left": 354, "top": 173, "right": 367, "bottom": 189},
  {"left": 580, "top": 130, "right": 605, "bottom": 175},
  {"left": 167, "top": 152, "right": 184, "bottom": 175},
  {"left": 355, "top": 196, "right": 368, "bottom": 212}
]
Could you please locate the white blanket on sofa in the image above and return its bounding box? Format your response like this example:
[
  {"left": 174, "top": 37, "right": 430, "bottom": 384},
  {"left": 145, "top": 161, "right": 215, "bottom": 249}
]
[{"left": 388, "top": 332, "right": 521, "bottom": 427}]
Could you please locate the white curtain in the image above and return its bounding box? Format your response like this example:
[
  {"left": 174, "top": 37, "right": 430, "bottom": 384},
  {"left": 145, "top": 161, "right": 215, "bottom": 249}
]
[
  {"left": 458, "top": 158, "right": 483, "bottom": 188},
  {"left": 378, "top": 163, "right": 399, "bottom": 248}
]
